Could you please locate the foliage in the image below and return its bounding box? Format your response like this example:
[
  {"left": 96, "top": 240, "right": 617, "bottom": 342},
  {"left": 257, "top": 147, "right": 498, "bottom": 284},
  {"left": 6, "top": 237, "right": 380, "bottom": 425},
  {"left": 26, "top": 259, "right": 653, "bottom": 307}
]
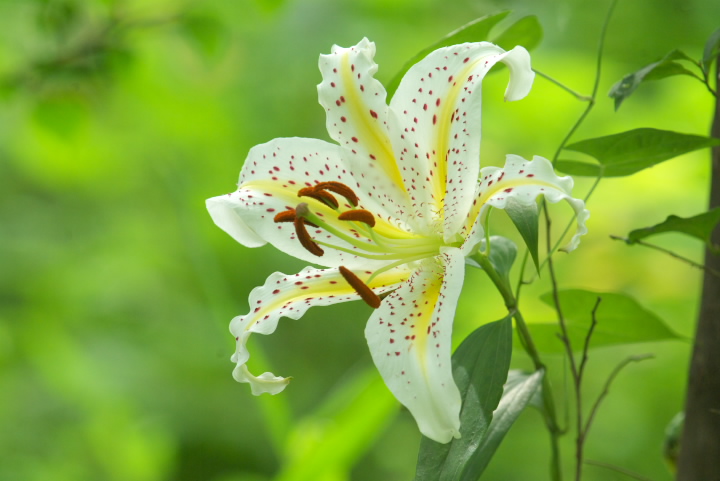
[{"left": 0, "top": 0, "right": 717, "bottom": 480}]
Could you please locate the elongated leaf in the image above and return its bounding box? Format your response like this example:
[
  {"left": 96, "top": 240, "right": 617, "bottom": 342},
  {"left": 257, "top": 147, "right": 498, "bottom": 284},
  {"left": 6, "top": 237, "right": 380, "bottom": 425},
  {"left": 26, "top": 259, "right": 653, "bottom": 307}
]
[
  {"left": 386, "top": 12, "right": 509, "bottom": 98},
  {"left": 416, "top": 315, "right": 513, "bottom": 481},
  {"left": 523, "top": 290, "right": 682, "bottom": 353},
  {"left": 458, "top": 370, "right": 544, "bottom": 479},
  {"left": 556, "top": 128, "right": 720, "bottom": 177},
  {"left": 467, "top": 236, "right": 518, "bottom": 288},
  {"left": 624, "top": 208, "right": 720, "bottom": 254},
  {"left": 505, "top": 197, "right": 540, "bottom": 272},
  {"left": 491, "top": 15, "right": 543, "bottom": 52},
  {"left": 702, "top": 27, "right": 720, "bottom": 74},
  {"left": 609, "top": 50, "right": 700, "bottom": 110},
  {"left": 505, "top": 370, "right": 545, "bottom": 413}
]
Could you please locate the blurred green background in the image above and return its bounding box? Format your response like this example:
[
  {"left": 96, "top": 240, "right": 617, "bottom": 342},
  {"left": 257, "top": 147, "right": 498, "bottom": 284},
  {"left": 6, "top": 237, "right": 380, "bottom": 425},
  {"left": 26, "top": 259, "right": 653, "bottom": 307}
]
[{"left": 0, "top": 0, "right": 717, "bottom": 480}]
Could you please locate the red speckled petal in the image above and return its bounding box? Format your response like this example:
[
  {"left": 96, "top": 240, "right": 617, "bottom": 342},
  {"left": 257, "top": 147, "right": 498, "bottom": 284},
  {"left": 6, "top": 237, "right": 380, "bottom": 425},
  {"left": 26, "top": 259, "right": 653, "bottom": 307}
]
[
  {"left": 460, "top": 155, "right": 590, "bottom": 256},
  {"left": 207, "top": 137, "right": 417, "bottom": 269},
  {"left": 365, "top": 247, "right": 465, "bottom": 443},
  {"left": 318, "top": 38, "right": 416, "bottom": 228},
  {"left": 388, "top": 43, "right": 534, "bottom": 236},
  {"left": 231, "top": 265, "right": 411, "bottom": 395}
]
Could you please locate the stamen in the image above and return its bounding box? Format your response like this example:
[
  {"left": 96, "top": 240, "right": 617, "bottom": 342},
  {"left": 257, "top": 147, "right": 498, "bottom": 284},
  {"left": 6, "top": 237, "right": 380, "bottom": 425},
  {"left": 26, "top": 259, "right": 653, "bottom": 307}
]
[
  {"left": 315, "top": 181, "right": 359, "bottom": 207},
  {"left": 338, "top": 209, "right": 376, "bottom": 227},
  {"left": 298, "top": 187, "right": 339, "bottom": 209},
  {"left": 339, "top": 266, "right": 381, "bottom": 309},
  {"left": 294, "top": 217, "right": 324, "bottom": 256},
  {"left": 273, "top": 209, "right": 296, "bottom": 223}
]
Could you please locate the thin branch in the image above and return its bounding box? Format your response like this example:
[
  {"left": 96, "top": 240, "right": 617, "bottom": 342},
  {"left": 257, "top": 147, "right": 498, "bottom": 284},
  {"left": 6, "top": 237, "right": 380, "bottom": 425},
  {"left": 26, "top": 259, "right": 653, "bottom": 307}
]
[
  {"left": 583, "top": 354, "right": 655, "bottom": 436},
  {"left": 610, "top": 235, "right": 720, "bottom": 278},
  {"left": 550, "top": 0, "right": 618, "bottom": 166},
  {"left": 534, "top": 69, "right": 592, "bottom": 101},
  {"left": 578, "top": 297, "right": 602, "bottom": 383},
  {"left": 585, "top": 460, "right": 656, "bottom": 481}
]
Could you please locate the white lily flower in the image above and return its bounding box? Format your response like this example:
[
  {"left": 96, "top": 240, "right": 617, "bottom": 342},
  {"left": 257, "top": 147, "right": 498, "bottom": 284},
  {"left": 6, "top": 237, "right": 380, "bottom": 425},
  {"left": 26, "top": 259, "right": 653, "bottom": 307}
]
[{"left": 207, "top": 38, "right": 589, "bottom": 443}]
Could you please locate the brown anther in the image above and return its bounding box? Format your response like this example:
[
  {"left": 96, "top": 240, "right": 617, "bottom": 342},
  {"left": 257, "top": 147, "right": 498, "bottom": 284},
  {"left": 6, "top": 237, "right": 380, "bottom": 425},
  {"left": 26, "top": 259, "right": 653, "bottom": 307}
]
[
  {"left": 338, "top": 209, "right": 376, "bottom": 227},
  {"left": 315, "top": 181, "right": 359, "bottom": 207},
  {"left": 339, "top": 266, "right": 381, "bottom": 309},
  {"left": 273, "top": 209, "right": 297, "bottom": 223},
  {"left": 298, "top": 186, "right": 339, "bottom": 209},
  {"left": 294, "top": 217, "right": 324, "bottom": 257}
]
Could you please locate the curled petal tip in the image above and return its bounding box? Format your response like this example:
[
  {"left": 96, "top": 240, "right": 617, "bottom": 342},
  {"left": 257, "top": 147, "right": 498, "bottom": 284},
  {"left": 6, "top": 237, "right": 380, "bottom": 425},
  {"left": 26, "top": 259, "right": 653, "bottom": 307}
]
[{"left": 234, "top": 365, "right": 291, "bottom": 396}]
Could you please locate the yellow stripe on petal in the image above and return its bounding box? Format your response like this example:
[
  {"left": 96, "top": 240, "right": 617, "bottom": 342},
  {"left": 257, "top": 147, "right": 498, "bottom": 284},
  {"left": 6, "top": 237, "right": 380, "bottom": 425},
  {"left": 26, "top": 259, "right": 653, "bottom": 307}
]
[
  {"left": 337, "top": 53, "right": 406, "bottom": 191},
  {"left": 231, "top": 265, "right": 412, "bottom": 396},
  {"left": 365, "top": 248, "right": 466, "bottom": 443},
  {"left": 460, "top": 155, "right": 589, "bottom": 256}
]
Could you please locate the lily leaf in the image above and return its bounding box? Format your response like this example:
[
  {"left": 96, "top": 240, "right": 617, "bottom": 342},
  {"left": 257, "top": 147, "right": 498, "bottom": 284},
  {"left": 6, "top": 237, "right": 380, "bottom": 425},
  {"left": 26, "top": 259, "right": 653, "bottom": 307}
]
[
  {"left": 416, "top": 314, "right": 513, "bottom": 481},
  {"left": 505, "top": 369, "right": 545, "bottom": 414},
  {"left": 624, "top": 208, "right": 720, "bottom": 254},
  {"left": 522, "top": 290, "right": 682, "bottom": 353},
  {"left": 505, "top": 197, "right": 540, "bottom": 273},
  {"left": 430, "top": 369, "right": 544, "bottom": 480},
  {"left": 468, "top": 236, "right": 518, "bottom": 288},
  {"left": 556, "top": 128, "right": 720, "bottom": 177},
  {"left": 702, "top": 27, "right": 720, "bottom": 74},
  {"left": 609, "top": 50, "right": 701, "bottom": 110},
  {"left": 386, "top": 12, "right": 509, "bottom": 98},
  {"left": 387, "top": 12, "right": 542, "bottom": 98},
  {"left": 491, "top": 15, "right": 543, "bottom": 53}
]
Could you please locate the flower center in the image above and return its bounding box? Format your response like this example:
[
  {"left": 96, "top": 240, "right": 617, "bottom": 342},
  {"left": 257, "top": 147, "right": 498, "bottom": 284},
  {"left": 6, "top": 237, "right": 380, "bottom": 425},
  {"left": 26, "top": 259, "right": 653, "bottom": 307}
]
[{"left": 273, "top": 182, "right": 459, "bottom": 307}]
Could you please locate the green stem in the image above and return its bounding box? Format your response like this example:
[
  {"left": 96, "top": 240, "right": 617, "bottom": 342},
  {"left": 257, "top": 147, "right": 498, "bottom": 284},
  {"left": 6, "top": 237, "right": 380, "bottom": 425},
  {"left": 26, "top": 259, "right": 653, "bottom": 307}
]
[
  {"left": 609, "top": 235, "right": 720, "bottom": 278},
  {"left": 473, "top": 252, "right": 563, "bottom": 481},
  {"left": 551, "top": 0, "right": 617, "bottom": 166},
  {"left": 534, "top": 69, "right": 592, "bottom": 102}
]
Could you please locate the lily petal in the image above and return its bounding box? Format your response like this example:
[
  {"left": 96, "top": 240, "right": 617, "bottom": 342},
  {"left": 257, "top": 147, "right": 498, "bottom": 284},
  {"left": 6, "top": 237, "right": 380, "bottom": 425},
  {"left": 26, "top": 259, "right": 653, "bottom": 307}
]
[
  {"left": 232, "top": 265, "right": 412, "bottom": 396},
  {"left": 388, "top": 43, "right": 534, "bottom": 236},
  {"left": 318, "top": 38, "right": 414, "bottom": 226},
  {"left": 365, "top": 248, "right": 465, "bottom": 443},
  {"left": 207, "top": 137, "right": 416, "bottom": 268},
  {"left": 461, "top": 155, "right": 590, "bottom": 256}
]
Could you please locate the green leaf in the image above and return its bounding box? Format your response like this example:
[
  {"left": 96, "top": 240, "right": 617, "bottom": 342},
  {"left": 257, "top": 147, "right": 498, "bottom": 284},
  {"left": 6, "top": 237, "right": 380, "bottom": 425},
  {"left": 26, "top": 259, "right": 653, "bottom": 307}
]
[
  {"left": 386, "top": 12, "right": 510, "bottom": 98},
  {"left": 609, "top": 50, "right": 701, "bottom": 110},
  {"left": 524, "top": 290, "right": 682, "bottom": 353},
  {"left": 490, "top": 15, "right": 543, "bottom": 52},
  {"left": 556, "top": 128, "right": 720, "bottom": 177},
  {"left": 467, "top": 236, "right": 518, "bottom": 287},
  {"left": 416, "top": 315, "right": 513, "bottom": 481},
  {"left": 505, "top": 197, "right": 540, "bottom": 272},
  {"left": 625, "top": 208, "right": 720, "bottom": 254},
  {"left": 702, "top": 28, "right": 720, "bottom": 74},
  {"left": 455, "top": 369, "right": 544, "bottom": 479},
  {"left": 505, "top": 370, "right": 545, "bottom": 414}
]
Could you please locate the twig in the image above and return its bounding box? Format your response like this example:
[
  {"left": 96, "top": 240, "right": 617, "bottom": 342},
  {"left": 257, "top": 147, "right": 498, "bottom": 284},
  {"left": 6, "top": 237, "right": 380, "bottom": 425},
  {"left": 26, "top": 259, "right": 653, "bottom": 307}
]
[
  {"left": 578, "top": 297, "right": 602, "bottom": 383},
  {"left": 610, "top": 235, "right": 720, "bottom": 278},
  {"left": 583, "top": 354, "right": 655, "bottom": 436},
  {"left": 543, "top": 4, "right": 620, "bottom": 478},
  {"left": 534, "top": 69, "right": 592, "bottom": 101},
  {"left": 585, "top": 459, "right": 657, "bottom": 481}
]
